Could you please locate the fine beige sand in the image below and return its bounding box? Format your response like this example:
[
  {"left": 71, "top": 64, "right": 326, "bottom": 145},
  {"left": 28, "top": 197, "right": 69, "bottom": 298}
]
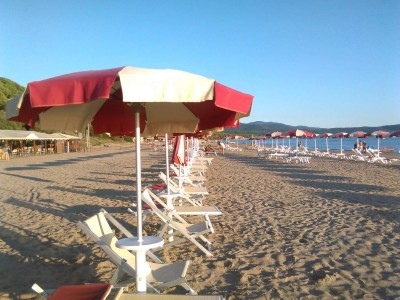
[{"left": 0, "top": 144, "right": 399, "bottom": 299}]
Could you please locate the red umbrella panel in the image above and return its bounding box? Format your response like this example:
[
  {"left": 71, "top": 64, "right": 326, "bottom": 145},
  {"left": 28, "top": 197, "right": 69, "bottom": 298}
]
[{"left": 172, "top": 135, "right": 187, "bottom": 165}]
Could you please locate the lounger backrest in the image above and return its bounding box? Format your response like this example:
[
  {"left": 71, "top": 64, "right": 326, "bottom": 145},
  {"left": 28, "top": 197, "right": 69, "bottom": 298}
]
[
  {"left": 142, "top": 190, "right": 171, "bottom": 222},
  {"left": 159, "top": 172, "right": 179, "bottom": 189},
  {"left": 83, "top": 213, "right": 137, "bottom": 270},
  {"left": 170, "top": 164, "right": 180, "bottom": 176},
  {"left": 143, "top": 189, "right": 193, "bottom": 227}
]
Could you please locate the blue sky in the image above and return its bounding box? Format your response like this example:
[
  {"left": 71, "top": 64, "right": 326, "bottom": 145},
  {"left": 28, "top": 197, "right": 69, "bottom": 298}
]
[{"left": 1, "top": 0, "right": 399, "bottom": 128}]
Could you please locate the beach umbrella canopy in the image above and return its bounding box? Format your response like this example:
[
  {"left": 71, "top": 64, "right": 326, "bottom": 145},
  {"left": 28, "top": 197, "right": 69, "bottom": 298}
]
[
  {"left": 334, "top": 132, "right": 349, "bottom": 138},
  {"left": 349, "top": 131, "right": 367, "bottom": 138},
  {"left": 389, "top": 130, "right": 400, "bottom": 138},
  {"left": 370, "top": 130, "right": 390, "bottom": 138},
  {"left": 271, "top": 131, "right": 282, "bottom": 147},
  {"left": 370, "top": 131, "right": 390, "bottom": 157},
  {"left": 7, "top": 67, "right": 253, "bottom": 135},
  {"left": 349, "top": 131, "right": 367, "bottom": 145},
  {"left": 271, "top": 131, "right": 282, "bottom": 138},
  {"left": 320, "top": 133, "right": 333, "bottom": 138},
  {"left": 6, "top": 66, "right": 253, "bottom": 292},
  {"left": 285, "top": 129, "right": 314, "bottom": 138}
]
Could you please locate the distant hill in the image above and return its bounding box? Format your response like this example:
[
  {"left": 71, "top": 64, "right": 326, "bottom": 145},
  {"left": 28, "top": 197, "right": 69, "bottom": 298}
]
[{"left": 225, "top": 121, "right": 400, "bottom": 136}]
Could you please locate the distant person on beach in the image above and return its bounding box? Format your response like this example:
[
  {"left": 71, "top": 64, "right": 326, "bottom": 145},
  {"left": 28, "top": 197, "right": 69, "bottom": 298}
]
[
  {"left": 354, "top": 142, "right": 357, "bottom": 150},
  {"left": 218, "top": 141, "right": 225, "bottom": 155},
  {"left": 4, "top": 145, "right": 10, "bottom": 160},
  {"left": 204, "top": 144, "right": 213, "bottom": 152},
  {"left": 362, "top": 141, "right": 367, "bottom": 153}
]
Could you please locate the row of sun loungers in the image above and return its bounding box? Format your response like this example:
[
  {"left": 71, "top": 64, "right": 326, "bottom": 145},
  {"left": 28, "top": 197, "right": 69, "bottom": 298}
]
[
  {"left": 257, "top": 145, "right": 397, "bottom": 164},
  {"left": 33, "top": 147, "right": 224, "bottom": 299},
  {"left": 257, "top": 146, "right": 312, "bottom": 164}
]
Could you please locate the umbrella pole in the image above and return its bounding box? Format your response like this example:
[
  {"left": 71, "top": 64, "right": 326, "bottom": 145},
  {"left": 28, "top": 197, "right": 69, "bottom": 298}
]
[
  {"left": 377, "top": 138, "right": 380, "bottom": 157},
  {"left": 165, "top": 133, "right": 171, "bottom": 195},
  {"left": 134, "top": 104, "right": 147, "bottom": 293},
  {"left": 164, "top": 133, "right": 175, "bottom": 243},
  {"left": 134, "top": 105, "right": 143, "bottom": 242},
  {"left": 123, "top": 105, "right": 164, "bottom": 293},
  {"left": 341, "top": 138, "right": 343, "bottom": 155}
]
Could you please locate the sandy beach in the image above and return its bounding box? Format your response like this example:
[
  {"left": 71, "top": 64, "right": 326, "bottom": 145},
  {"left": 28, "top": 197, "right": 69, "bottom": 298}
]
[{"left": 0, "top": 145, "right": 399, "bottom": 299}]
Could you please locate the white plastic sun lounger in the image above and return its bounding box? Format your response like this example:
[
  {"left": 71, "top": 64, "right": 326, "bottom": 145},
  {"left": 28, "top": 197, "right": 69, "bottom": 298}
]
[
  {"left": 159, "top": 172, "right": 207, "bottom": 206},
  {"left": 159, "top": 172, "right": 208, "bottom": 194},
  {"left": 142, "top": 189, "right": 214, "bottom": 257},
  {"left": 145, "top": 188, "right": 222, "bottom": 233},
  {"left": 77, "top": 210, "right": 196, "bottom": 294}
]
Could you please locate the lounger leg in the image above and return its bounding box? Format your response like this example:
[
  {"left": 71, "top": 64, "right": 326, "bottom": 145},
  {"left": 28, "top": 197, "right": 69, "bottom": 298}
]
[{"left": 205, "top": 214, "right": 214, "bottom": 233}]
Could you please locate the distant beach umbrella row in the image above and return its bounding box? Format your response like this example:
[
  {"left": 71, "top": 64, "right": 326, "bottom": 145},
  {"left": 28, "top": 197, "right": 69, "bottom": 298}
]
[
  {"left": 265, "top": 130, "right": 399, "bottom": 139},
  {"left": 262, "top": 129, "right": 399, "bottom": 154}
]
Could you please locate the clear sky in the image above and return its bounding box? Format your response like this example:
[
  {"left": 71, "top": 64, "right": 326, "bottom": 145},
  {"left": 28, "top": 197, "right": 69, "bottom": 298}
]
[{"left": 1, "top": 0, "right": 399, "bottom": 128}]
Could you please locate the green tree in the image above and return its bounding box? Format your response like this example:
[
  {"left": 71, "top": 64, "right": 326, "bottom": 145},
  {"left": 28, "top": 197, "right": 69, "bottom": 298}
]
[
  {"left": 0, "top": 77, "right": 25, "bottom": 129},
  {"left": 0, "top": 77, "right": 25, "bottom": 110}
]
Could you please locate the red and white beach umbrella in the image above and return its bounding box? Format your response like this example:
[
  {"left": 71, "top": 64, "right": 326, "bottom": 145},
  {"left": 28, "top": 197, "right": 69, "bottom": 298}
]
[
  {"left": 371, "top": 131, "right": 390, "bottom": 156},
  {"left": 271, "top": 131, "right": 282, "bottom": 148},
  {"left": 7, "top": 67, "right": 253, "bottom": 135},
  {"left": 320, "top": 133, "right": 333, "bottom": 152},
  {"left": 285, "top": 129, "right": 314, "bottom": 138},
  {"left": 371, "top": 130, "right": 390, "bottom": 138},
  {"left": 334, "top": 132, "right": 349, "bottom": 155},
  {"left": 271, "top": 131, "right": 282, "bottom": 138},
  {"left": 6, "top": 66, "right": 253, "bottom": 292},
  {"left": 349, "top": 131, "right": 368, "bottom": 145},
  {"left": 349, "top": 131, "right": 367, "bottom": 138},
  {"left": 285, "top": 129, "right": 314, "bottom": 149}
]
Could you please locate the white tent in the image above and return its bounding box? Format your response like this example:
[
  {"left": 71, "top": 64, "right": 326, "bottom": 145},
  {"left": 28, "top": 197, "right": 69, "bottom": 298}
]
[{"left": 0, "top": 130, "right": 80, "bottom": 140}]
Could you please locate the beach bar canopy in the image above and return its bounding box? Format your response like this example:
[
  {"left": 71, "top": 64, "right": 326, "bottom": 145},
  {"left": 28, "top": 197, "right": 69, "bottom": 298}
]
[{"left": 0, "top": 130, "right": 80, "bottom": 141}]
